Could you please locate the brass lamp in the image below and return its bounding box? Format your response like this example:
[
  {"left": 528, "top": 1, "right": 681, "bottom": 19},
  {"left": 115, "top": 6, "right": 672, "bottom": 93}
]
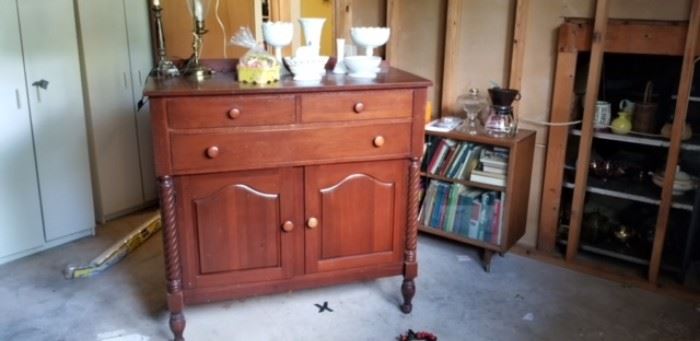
[
  {"left": 151, "top": 0, "right": 180, "bottom": 77},
  {"left": 182, "top": 0, "right": 213, "bottom": 81}
]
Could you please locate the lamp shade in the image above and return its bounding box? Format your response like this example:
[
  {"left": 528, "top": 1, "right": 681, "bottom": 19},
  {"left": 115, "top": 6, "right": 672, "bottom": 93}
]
[{"left": 186, "top": 0, "right": 211, "bottom": 21}]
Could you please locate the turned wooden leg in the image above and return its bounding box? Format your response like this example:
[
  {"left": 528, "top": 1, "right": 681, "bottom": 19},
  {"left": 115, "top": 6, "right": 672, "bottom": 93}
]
[
  {"left": 160, "top": 176, "right": 186, "bottom": 341},
  {"left": 401, "top": 159, "right": 420, "bottom": 314},
  {"left": 400, "top": 278, "right": 416, "bottom": 313}
]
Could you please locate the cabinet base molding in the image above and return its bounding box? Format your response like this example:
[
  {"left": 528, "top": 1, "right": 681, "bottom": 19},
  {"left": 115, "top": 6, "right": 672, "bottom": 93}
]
[{"left": 183, "top": 264, "right": 403, "bottom": 304}]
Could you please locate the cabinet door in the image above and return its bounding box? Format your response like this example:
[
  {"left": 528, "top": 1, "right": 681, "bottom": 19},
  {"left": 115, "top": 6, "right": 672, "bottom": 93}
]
[
  {"left": 124, "top": 0, "right": 157, "bottom": 202},
  {"left": 77, "top": 0, "right": 143, "bottom": 220},
  {"left": 305, "top": 160, "right": 408, "bottom": 273},
  {"left": 18, "top": 0, "right": 95, "bottom": 240},
  {"left": 178, "top": 168, "right": 303, "bottom": 288},
  {"left": 0, "top": 0, "right": 45, "bottom": 259}
]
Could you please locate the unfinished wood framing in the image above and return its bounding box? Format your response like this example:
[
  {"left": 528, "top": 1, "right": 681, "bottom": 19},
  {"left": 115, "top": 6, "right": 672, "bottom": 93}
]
[
  {"left": 538, "top": 2, "right": 700, "bottom": 290},
  {"left": 385, "top": 0, "right": 399, "bottom": 65},
  {"left": 507, "top": 0, "right": 531, "bottom": 99},
  {"left": 335, "top": 0, "right": 353, "bottom": 40},
  {"left": 440, "top": 0, "right": 463, "bottom": 116},
  {"left": 537, "top": 50, "right": 578, "bottom": 252},
  {"left": 559, "top": 19, "right": 700, "bottom": 56},
  {"left": 269, "top": 0, "right": 292, "bottom": 22},
  {"left": 565, "top": 0, "right": 610, "bottom": 262},
  {"left": 648, "top": 0, "right": 700, "bottom": 285}
]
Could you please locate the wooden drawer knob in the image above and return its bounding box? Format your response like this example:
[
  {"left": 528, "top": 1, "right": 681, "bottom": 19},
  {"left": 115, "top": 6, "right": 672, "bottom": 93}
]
[
  {"left": 353, "top": 102, "right": 365, "bottom": 113},
  {"left": 307, "top": 217, "right": 319, "bottom": 229},
  {"left": 373, "top": 136, "right": 385, "bottom": 148},
  {"left": 282, "top": 221, "right": 294, "bottom": 232},
  {"left": 228, "top": 108, "right": 241, "bottom": 119},
  {"left": 205, "top": 146, "right": 220, "bottom": 159}
]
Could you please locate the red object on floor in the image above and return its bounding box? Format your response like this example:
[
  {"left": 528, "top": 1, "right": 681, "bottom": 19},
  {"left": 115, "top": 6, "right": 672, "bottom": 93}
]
[{"left": 399, "top": 329, "right": 438, "bottom": 341}]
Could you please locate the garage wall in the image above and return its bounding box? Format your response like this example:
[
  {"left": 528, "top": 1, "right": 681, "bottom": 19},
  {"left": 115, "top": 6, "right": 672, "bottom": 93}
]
[{"left": 389, "top": 0, "right": 448, "bottom": 111}]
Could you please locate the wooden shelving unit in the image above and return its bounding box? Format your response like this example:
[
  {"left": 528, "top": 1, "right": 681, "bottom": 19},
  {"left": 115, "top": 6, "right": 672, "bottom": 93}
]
[
  {"left": 538, "top": 6, "right": 700, "bottom": 288},
  {"left": 570, "top": 129, "right": 700, "bottom": 152},
  {"left": 561, "top": 178, "right": 695, "bottom": 212},
  {"left": 419, "top": 128, "right": 536, "bottom": 272}
]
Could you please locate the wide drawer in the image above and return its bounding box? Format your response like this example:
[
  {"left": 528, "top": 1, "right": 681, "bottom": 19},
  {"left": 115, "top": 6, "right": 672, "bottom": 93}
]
[
  {"left": 301, "top": 90, "right": 413, "bottom": 123},
  {"left": 170, "top": 123, "right": 412, "bottom": 174},
  {"left": 167, "top": 94, "right": 296, "bottom": 129}
]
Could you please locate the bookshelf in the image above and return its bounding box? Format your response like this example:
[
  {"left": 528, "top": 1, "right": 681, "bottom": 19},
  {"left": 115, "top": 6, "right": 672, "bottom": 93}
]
[{"left": 419, "top": 127, "right": 536, "bottom": 272}]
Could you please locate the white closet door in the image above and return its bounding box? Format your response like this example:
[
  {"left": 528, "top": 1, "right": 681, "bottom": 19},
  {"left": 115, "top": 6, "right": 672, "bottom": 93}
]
[
  {"left": 78, "top": 0, "right": 144, "bottom": 220},
  {"left": 17, "top": 0, "right": 95, "bottom": 241},
  {"left": 0, "top": 0, "right": 45, "bottom": 258},
  {"left": 125, "top": 0, "right": 157, "bottom": 202}
]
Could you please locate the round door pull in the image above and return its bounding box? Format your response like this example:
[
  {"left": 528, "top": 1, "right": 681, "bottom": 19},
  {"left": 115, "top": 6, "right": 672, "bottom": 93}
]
[
  {"left": 228, "top": 108, "right": 241, "bottom": 119},
  {"left": 373, "top": 136, "right": 385, "bottom": 148},
  {"left": 307, "top": 217, "right": 319, "bottom": 229},
  {"left": 353, "top": 102, "right": 365, "bottom": 113},
  {"left": 205, "top": 146, "right": 220, "bottom": 159},
  {"left": 282, "top": 221, "right": 294, "bottom": 232}
]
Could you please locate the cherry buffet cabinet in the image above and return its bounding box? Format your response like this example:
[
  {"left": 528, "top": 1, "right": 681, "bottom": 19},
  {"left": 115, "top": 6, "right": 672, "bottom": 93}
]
[{"left": 144, "top": 65, "right": 431, "bottom": 340}]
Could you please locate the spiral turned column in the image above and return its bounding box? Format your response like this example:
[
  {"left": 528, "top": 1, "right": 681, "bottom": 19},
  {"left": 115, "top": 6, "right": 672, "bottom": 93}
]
[
  {"left": 401, "top": 158, "right": 420, "bottom": 314},
  {"left": 159, "top": 176, "right": 185, "bottom": 341}
]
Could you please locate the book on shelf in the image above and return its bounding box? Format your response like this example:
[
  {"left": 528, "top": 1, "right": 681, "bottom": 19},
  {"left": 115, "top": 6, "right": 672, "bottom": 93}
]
[
  {"left": 479, "top": 149, "right": 508, "bottom": 175},
  {"left": 443, "top": 184, "right": 466, "bottom": 232},
  {"left": 453, "top": 189, "right": 477, "bottom": 235},
  {"left": 427, "top": 139, "right": 455, "bottom": 174},
  {"left": 422, "top": 136, "right": 439, "bottom": 171},
  {"left": 426, "top": 118, "right": 463, "bottom": 132},
  {"left": 467, "top": 193, "right": 482, "bottom": 239},
  {"left": 420, "top": 179, "right": 504, "bottom": 245},
  {"left": 429, "top": 181, "right": 451, "bottom": 228},
  {"left": 469, "top": 170, "right": 506, "bottom": 187},
  {"left": 419, "top": 181, "right": 439, "bottom": 226},
  {"left": 491, "top": 193, "right": 504, "bottom": 244},
  {"left": 444, "top": 143, "right": 468, "bottom": 178},
  {"left": 482, "top": 165, "right": 507, "bottom": 175},
  {"left": 437, "top": 143, "right": 460, "bottom": 176}
]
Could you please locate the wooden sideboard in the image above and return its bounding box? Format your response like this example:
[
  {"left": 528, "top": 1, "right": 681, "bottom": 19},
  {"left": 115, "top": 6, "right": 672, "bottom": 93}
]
[{"left": 144, "top": 64, "right": 431, "bottom": 340}]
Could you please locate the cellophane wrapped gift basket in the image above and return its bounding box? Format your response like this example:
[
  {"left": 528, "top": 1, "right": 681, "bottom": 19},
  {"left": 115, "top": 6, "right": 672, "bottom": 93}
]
[{"left": 231, "top": 27, "right": 280, "bottom": 85}]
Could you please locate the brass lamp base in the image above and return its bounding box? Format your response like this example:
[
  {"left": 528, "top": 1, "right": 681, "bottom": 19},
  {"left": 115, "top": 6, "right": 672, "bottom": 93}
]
[
  {"left": 183, "top": 58, "right": 213, "bottom": 82},
  {"left": 154, "top": 60, "right": 181, "bottom": 78}
]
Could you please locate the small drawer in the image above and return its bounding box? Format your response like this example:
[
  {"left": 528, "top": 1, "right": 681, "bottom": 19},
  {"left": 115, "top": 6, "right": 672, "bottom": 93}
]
[
  {"left": 170, "top": 123, "right": 412, "bottom": 174},
  {"left": 301, "top": 90, "right": 413, "bottom": 123},
  {"left": 167, "top": 95, "right": 295, "bottom": 129}
]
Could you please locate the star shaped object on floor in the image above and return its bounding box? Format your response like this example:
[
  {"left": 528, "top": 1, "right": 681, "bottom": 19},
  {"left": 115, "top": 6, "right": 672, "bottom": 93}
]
[{"left": 314, "top": 301, "right": 333, "bottom": 313}]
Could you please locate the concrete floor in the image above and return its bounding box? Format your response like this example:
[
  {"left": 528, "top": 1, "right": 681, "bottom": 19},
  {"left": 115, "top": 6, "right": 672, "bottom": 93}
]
[{"left": 1, "top": 210, "right": 699, "bottom": 341}]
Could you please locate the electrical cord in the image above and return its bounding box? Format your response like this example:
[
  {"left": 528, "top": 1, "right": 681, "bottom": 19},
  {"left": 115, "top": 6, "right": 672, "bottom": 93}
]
[
  {"left": 215, "top": 0, "right": 227, "bottom": 58},
  {"left": 519, "top": 118, "right": 582, "bottom": 127}
]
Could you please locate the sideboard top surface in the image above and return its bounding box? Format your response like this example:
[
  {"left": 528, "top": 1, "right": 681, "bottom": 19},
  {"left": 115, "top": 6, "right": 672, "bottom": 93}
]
[{"left": 144, "top": 66, "right": 432, "bottom": 97}]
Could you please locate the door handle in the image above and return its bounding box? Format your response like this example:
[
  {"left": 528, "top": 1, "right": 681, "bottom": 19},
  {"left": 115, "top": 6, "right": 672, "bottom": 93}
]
[
  {"left": 15, "top": 89, "right": 21, "bottom": 109},
  {"left": 32, "top": 79, "right": 49, "bottom": 90},
  {"left": 32, "top": 79, "right": 48, "bottom": 103},
  {"left": 123, "top": 72, "right": 129, "bottom": 89}
]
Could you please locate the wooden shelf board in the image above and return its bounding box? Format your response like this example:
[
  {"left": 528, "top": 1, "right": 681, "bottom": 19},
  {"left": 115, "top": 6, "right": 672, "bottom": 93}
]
[
  {"left": 557, "top": 238, "right": 682, "bottom": 273},
  {"left": 425, "top": 128, "right": 535, "bottom": 148},
  {"left": 562, "top": 180, "right": 695, "bottom": 211},
  {"left": 571, "top": 128, "right": 700, "bottom": 151},
  {"left": 420, "top": 172, "right": 505, "bottom": 192},
  {"left": 672, "top": 94, "right": 700, "bottom": 102},
  {"left": 419, "top": 225, "right": 503, "bottom": 252}
]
